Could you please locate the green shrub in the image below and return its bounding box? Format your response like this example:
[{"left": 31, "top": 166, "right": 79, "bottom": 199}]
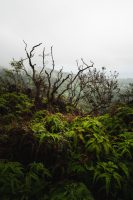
[
  {"left": 0, "top": 162, "right": 24, "bottom": 198},
  {"left": 115, "top": 106, "right": 133, "bottom": 131},
  {"left": 85, "top": 133, "right": 112, "bottom": 160},
  {"left": 92, "top": 161, "right": 129, "bottom": 197},
  {"left": 71, "top": 116, "right": 105, "bottom": 136},
  {"left": 97, "top": 114, "right": 123, "bottom": 135},
  {"left": 99, "top": 106, "right": 133, "bottom": 136},
  {"left": 0, "top": 92, "right": 33, "bottom": 118},
  {"left": 44, "top": 113, "right": 68, "bottom": 133},
  {"left": 115, "top": 132, "right": 133, "bottom": 159},
  {"left": 22, "top": 163, "right": 51, "bottom": 199},
  {"left": 0, "top": 162, "right": 51, "bottom": 200},
  {"left": 0, "top": 96, "right": 9, "bottom": 114},
  {"left": 31, "top": 122, "right": 47, "bottom": 134},
  {"left": 50, "top": 181, "right": 94, "bottom": 200},
  {"left": 32, "top": 110, "right": 49, "bottom": 122}
]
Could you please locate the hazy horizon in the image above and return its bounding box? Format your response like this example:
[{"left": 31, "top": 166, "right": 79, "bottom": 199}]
[{"left": 0, "top": 0, "right": 133, "bottom": 78}]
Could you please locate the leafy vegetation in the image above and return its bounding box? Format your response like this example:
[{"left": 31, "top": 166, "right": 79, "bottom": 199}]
[{"left": 0, "top": 44, "right": 133, "bottom": 199}]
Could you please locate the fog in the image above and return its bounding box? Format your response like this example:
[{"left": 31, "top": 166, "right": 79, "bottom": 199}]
[{"left": 0, "top": 0, "right": 133, "bottom": 77}]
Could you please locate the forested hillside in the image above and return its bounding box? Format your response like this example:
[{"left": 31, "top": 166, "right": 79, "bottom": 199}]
[{"left": 0, "top": 43, "right": 133, "bottom": 200}]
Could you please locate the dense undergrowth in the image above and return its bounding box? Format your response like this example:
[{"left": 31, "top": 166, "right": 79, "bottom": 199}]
[{"left": 0, "top": 92, "right": 133, "bottom": 200}]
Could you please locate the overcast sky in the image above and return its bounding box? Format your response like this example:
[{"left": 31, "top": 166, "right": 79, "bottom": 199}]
[{"left": 0, "top": 0, "right": 133, "bottom": 78}]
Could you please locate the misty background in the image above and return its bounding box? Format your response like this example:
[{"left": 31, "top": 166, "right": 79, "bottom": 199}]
[{"left": 0, "top": 0, "right": 133, "bottom": 78}]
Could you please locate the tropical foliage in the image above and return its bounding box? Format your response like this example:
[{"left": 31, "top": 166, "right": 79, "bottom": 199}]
[
  {"left": 0, "top": 49, "right": 133, "bottom": 199},
  {"left": 0, "top": 99, "right": 133, "bottom": 199}
]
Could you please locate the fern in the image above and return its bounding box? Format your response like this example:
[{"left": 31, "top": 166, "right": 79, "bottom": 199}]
[
  {"left": 92, "top": 161, "right": 128, "bottom": 196},
  {"left": 85, "top": 133, "right": 112, "bottom": 159},
  {"left": 0, "top": 162, "right": 24, "bottom": 197},
  {"left": 23, "top": 162, "right": 51, "bottom": 199},
  {"left": 65, "top": 130, "right": 85, "bottom": 149},
  {"left": 44, "top": 114, "right": 67, "bottom": 133},
  {"left": 50, "top": 181, "right": 94, "bottom": 200},
  {"left": 68, "top": 152, "right": 87, "bottom": 175},
  {"left": 71, "top": 116, "right": 105, "bottom": 136},
  {"left": 36, "top": 132, "right": 65, "bottom": 144},
  {"left": 116, "top": 132, "right": 133, "bottom": 159},
  {"left": 31, "top": 122, "right": 47, "bottom": 134}
]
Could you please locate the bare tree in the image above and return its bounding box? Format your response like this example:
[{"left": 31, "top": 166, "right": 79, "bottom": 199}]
[
  {"left": 9, "top": 42, "right": 94, "bottom": 110},
  {"left": 37, "top": 45, "right": 94, "bottom": 109},
  {"left": 7, "top": 42, "right": 118, "bottom": 114},
  {"left": 44, "top": 46, "right": 71, "bottom": 108},
  {"left": 9, "top": 41, "right": 48, "bottom": 106},
  {"left": 65, "top": 59, "right": 94, "bottom": 108},
  {"left": 81, "top": 67, "right": 119, "bottom": 114}
]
